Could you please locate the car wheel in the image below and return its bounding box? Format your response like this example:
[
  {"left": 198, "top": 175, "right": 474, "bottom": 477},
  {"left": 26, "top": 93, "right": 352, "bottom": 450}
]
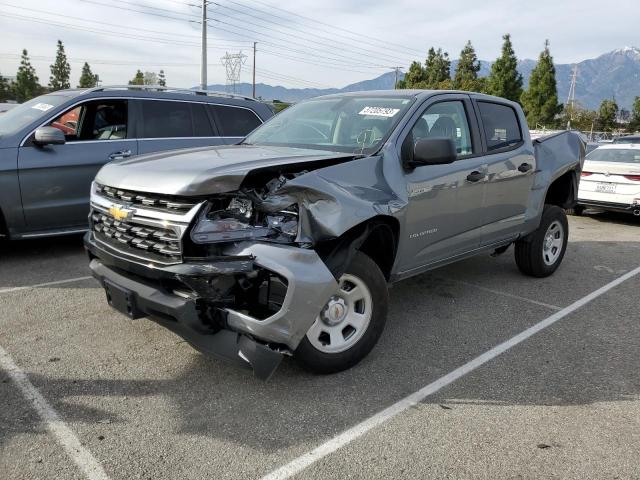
[
  {"left": 295, "top": 251, "right": 388, "bottom": 374},
  {"left": 515, "top": 204, "right": 569, "bottom": 278}
]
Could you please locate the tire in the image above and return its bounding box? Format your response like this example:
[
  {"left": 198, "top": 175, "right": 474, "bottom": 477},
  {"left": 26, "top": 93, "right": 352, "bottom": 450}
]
[
  {"left": 515, "top": 204, "right": 569, "bottom": 278},
  {"left": 295, "top": 251, "right": 388, "bottom": 374}
]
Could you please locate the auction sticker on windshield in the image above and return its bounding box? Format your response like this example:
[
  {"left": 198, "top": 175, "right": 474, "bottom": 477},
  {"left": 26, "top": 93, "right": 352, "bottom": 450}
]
[
  {"left": 31, "top": 103, "right": 55, "bottom": 112},
  {"left": 359, "top": 107, "right": 400, "bottom": 117}
]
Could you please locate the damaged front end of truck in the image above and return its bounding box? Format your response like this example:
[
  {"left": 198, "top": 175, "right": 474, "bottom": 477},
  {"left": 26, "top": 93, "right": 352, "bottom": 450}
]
[{"left": 85, "top": 148, "right": 403, "bottom": 380}]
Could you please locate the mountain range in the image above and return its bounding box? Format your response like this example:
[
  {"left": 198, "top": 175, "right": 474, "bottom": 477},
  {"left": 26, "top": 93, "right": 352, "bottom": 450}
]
[{"left": 206, "top": 47, "right": 640, "bottom": 110}]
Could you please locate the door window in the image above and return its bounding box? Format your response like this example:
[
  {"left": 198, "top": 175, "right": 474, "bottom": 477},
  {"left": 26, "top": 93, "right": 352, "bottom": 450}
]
[
  {"left": 210, "top": 105, "right": 261, "bottom": 137},
  {"left": 141, "top": 101, "right": 215, "bottom": 138},
  {"left": 408, "top": 101, "right": 473, "bottom": 157},
  {"left": 477, "top": 102, "right": 522, "bottom": 151},
  {"left": 141, "top": 100, "right": 192, "bottom": 138},
  {"left": 47, "top": 100, "right": 128, "bottom": 141}
]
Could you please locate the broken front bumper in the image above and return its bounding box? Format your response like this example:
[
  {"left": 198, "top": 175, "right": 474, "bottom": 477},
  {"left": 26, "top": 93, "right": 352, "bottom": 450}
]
[{"left": 84, "top": 232, "right": 338, "bottom": 379}]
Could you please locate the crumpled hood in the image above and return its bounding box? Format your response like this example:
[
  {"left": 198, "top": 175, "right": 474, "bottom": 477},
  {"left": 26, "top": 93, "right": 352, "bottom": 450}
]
[{"left": 95, "top": 144, "right": 358, "bottom": 196}]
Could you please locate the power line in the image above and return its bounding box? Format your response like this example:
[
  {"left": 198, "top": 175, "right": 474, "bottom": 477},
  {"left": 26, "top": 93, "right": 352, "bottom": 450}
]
[
  {"left": 80, "top": 0, "right": 401, "bottom": 70},
  {"left": 204, "top": 0, "right": 415, "bottom": 66},
  {"left": 229, "top": 0, "right": 425, "bottom": 57}
]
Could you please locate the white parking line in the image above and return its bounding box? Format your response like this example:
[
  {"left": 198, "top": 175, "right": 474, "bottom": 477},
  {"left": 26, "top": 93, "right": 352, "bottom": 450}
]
[
  {"left": 0, "top": 276, "right": 93, "bottom": 295},
  {"left": 261, "top": 266, "right": 640, "bottom": 480},
  {"left": 0, "top": 345, "right": 110, "bottom": 480},
  {"left": 446, "top": 278, "right": 562, "bottom": 311}
]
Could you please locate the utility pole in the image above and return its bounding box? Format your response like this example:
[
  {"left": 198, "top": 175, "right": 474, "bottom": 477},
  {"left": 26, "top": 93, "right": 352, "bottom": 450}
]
[
  {"left": 252, "top": 42, "right": 257, "bottom": 99},
  {"left": 392, "top": 67, "right": 402, "bottom": 90},
  {"left": 566, "top": 65, "right": 578, "bottom": 129},
  {"left": 200, "top": 0, "right": 207, "bottom": 91}
]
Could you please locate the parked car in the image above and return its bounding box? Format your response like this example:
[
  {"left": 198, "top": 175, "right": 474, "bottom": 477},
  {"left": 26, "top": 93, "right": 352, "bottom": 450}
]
[
  {"left": 0, "top": 86, "right": 273, "bottom": 240},
  {"left": 612, "top": 135, "right": 640, "bottom": 144},
  {"left": 85, "top": 90, "right": 584, "bottom": 379},
  {"left": 574, "top": 143, "right": 640, "bottom": 216}
]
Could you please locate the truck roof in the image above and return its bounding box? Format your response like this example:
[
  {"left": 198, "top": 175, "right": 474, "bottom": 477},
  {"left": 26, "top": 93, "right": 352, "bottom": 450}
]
[{"left": 313, "top": 89, "right": 520, "bottom": 105}]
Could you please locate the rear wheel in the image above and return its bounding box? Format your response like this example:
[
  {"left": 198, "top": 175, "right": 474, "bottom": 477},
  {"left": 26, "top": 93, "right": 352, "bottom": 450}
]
[
  {"left": 295, "top": 251, "right": 388, "bottom": 374},
  {"left": 515, "top": 204, "right": 568, "bottom": 278}
]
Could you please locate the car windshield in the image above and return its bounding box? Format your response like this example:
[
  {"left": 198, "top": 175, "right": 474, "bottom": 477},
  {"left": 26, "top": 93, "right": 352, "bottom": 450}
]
[
  {"left": 244, "top": 95, "right": 415, "bottom": 154},
  {"left": 586, "top": 148, "right": 640, "bottom": 163},
  {"left": 0, "top": 94, "right": 69, "bottom": 137}
]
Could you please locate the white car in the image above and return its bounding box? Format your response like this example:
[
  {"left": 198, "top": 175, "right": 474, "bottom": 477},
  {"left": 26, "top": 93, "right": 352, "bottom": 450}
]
[{"left": 576, "top": 144, "right": 640, "bottom": 216}]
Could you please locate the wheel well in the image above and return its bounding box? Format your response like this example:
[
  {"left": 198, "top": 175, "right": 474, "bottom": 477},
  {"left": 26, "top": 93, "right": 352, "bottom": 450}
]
[
  {"left": 315, "top": 216, "right": 399, "bottom": 281},
  {"left": 545, "top": 170, "right": 577, "bottom": 209},
  {"left": 357, "top": 218, "right": 399, "bottom": 281}
]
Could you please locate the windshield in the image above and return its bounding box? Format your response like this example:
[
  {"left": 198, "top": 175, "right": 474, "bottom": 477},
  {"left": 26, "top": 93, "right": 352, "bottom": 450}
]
[
  {"left": 586, "top": 148, "right": 640, "bottom": 163},
  {"left": 245, "top": 95, "right": 415, "bottom": 154},
  {"left": 0, "top": 95, "right": 69, "bottom": 137}
]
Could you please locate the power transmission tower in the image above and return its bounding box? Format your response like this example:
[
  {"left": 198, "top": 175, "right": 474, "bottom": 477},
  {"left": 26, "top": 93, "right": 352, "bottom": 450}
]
[
  {"left": 221, "top": 51, "right": 247, "bottom": 94},
  {"left": 252, "top": 42, "right": 257, "bottom": 98},
  {"left": 200, "top": 0, "right": 209, "bottom": 90},
  {"left": 566, "top": 65, "right": 578, "bottom": 129}
]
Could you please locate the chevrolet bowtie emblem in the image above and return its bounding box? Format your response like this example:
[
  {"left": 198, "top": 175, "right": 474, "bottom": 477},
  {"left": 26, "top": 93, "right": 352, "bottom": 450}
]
[{"left": 109, "top": 204, "right": 134, "bottom": 221}]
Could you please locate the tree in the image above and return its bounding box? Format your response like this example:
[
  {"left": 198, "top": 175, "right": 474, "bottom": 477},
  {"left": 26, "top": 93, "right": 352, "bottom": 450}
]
[
  {"left": 453, "top": 41, "right": 481, "bottom": 91},
  {"left": 597, "top": 99, "right": 618, "bottom": 132},
  {"left": 424, "top": 47, "right": 451, "bottom": 89},
  {"left": 158, "top": 69, "right": 166, "bottom": 87},
  {"left": 49, "top": 40, "right": 71, "bottom": 91},
  {"left": 129, "top": 70, "right": 144, "bottom": 85},
  {"left": 630, "top": 96, "right": 640, "bottom": 132},
  {"left": 0, "top": 72, "right": 13, "bottom": 102},
  {"left": 397, "top": 60, "right": 426, "bottom": 89},
  {"left": 78, "top": 62, "right": 99, "bottom": 88},
  {"left": 143, "top": 71, "right": 158, "bottom": 85},
  {"left": 520, "top": 40, "right": 562, "bottom": 128},
  {"left": 487, "top": 34, "right": 523, "bottom": 102},
  {"left": 13, "top": 49, "right": 42, "bottom": 102}
]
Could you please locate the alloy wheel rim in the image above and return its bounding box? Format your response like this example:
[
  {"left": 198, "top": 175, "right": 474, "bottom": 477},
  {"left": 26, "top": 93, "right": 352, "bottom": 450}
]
[
  {"left": 306, "top": 273, "right": 373, "bottom": 354},
  {"left": 542, "top": 220, "right": 564, "bottom": 266}
]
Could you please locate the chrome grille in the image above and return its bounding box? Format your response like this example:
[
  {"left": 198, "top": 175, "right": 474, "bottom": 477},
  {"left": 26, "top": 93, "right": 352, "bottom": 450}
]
[
  {"left": 96, "top": 183, "right": 198, "bottom": 214},
  {"left": 92, "top": 212, "right": 182, "bottom": 262}
]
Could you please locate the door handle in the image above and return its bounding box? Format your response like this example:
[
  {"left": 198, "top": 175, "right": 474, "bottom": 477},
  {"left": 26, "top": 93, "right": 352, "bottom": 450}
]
[
  {"left": 108, "top": 150, "right": 132, "bottom": 161},
  {"left": 466, "top": 171, "right": 484, "bottom": 183},
  {"left": 518, "top": 162, "right": 533, "bottom": 173}
]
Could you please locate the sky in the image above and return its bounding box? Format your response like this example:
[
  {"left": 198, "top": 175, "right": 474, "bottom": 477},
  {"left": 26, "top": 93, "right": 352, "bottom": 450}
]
[{"left": 0, "top": 0, "right": 638, "bottom": 90}]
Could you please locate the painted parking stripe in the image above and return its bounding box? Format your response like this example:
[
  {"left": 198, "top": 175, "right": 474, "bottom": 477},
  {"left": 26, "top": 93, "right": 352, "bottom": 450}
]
[
  {"left": 0, "top": 345, "right": 110, "bottom": 480},
  {"left": 261, "top": 265, "right": 640, "bottom": 480},
  {"left": 446, "top": 278, "right": 562, "bottom": 311},
  {"left": 0, "top": 276, "right": 93, "bottom": 295}
]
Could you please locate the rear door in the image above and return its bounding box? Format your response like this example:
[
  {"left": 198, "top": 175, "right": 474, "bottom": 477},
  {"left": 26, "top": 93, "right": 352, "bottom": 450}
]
[
  {"left": 208, "top": 104, "right": 263, "bottom": 144},
  {"left": 135, "top": 99, "right": 226, "bottom": 155},
  {"left": 17, "top": 98, "right": 137, "bottom": 231},
  {"left": 475, "top": 100, "right": 535, "bottom": 244},
  {"left": 398, "top": 94, "right": 487, "bottom": 272}
]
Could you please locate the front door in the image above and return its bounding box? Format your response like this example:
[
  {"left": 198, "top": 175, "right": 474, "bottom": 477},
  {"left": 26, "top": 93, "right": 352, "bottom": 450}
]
[
  {"left": 18, "top": 99, "right": 136, "bottom": 231},
  {"left": 399, "top": 96, "right": 487, "bottom": 273}
]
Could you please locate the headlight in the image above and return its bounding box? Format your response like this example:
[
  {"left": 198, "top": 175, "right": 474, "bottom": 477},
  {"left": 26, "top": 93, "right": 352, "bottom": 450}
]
[{"left": 191, "top": 197, "right": 298, "bottom": 244}]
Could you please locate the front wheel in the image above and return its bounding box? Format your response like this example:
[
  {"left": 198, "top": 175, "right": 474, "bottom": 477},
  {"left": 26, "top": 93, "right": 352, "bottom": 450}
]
[
  {"left": 515, "top": 204, "right": 569, "bottom": 278},
  {"left": 295, "top": 251, "right": 388, "bottom": 374}
]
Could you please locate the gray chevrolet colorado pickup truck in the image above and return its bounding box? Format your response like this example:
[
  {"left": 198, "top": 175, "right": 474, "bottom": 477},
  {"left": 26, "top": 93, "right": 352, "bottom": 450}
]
[{"left": 85, "top": 90, "right": 584, "bottom": 379}]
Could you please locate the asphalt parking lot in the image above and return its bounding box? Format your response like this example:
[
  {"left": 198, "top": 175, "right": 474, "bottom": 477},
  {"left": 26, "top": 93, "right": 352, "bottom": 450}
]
[{"left": 1, "top": 211, "right": 639, "bottom": 480}]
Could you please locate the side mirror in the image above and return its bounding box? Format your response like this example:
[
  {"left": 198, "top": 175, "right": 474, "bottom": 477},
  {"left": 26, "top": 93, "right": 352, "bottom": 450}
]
[
  {"left": 33, "top": 126, "right": 66, "bottom": 146},
  {"left": 404, "top": 138, "right": 456, "bottom": 169}
]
